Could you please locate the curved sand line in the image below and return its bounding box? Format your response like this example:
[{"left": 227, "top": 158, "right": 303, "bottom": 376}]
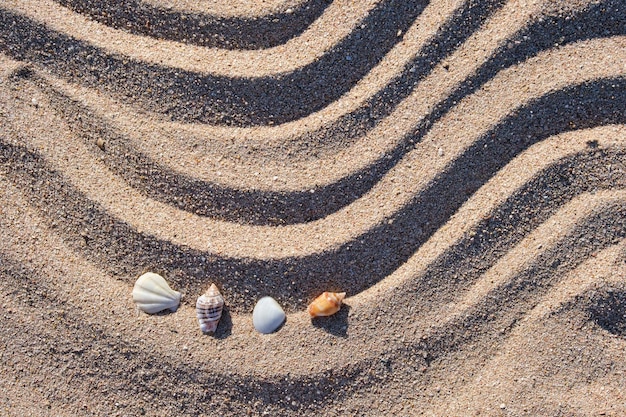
[
  {"left": 1, "top": 109, "right": 623, "bottom": 309},
  {"left": 31, "top": 36, "right": 626, "bottom": 231},
  {"left": 33, "top": 5, "right": 626, "bottom": 198},
  {"left": 4, "top": 0, "right": 391, "bottom": 77},
  {"left": 352, "top": 124, "right": 626, "bottom": 304},
  {"left": 37, "top": 0, "right": 467, "bottom": 156},
  {"left": 2, "top": 89, "right": 623, "bottom": 319},
  {"left": 2, "top": 0, "right": 620, "bottom": 130},
  {"left": 0, "top": 0, "right": 474, "bottom": 125},
  {"left": 55, "top": 0, "right": 619, "bottom": 155},
  {"left": 1, "top": 1, "right": 625, "bottom": 414},
  {"left": 4, "top": 0, "right": 621, "bottom": 132},
  {"left": 3, "top": 39, "right": 622, "bottom": 250},
  {"left": 142, "top": 0, "right": 313, "bottom": 16},
  {"left": 430, "top": 242, "right": 626, "bottom": 415},
  {"left": 0, "top": 180, "right": 623, "bottom": 414},
  {"left": 54, "top": 0, "right": 331, "bottom": 49},
  {"left": 2, "top": 112, "right": 620, "bottom": 408},
  {"left": 1, "top": 137, "right": 623, "bottom": 358}
]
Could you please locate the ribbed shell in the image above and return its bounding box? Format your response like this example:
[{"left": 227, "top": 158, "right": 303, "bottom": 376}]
[
  {"left": 196, "top": 284, "right": 224, "bottom": 333},
  {"left": 132, "top": 272, "right": 181, "bottom": 314},
  {"left": 307, "top": 292, "right": 346, "bottom": 317}
]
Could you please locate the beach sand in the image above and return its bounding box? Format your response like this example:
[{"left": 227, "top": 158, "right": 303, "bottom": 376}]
[{"left": 0, "top": 0, "right": 625, "bottom": 415}]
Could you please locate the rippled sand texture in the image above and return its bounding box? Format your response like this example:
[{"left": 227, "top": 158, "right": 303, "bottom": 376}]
[{"left": 1, "top": 0, "right": 625, "bottom": 415}]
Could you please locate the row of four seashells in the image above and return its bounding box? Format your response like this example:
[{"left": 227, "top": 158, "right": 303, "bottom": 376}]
[
  {"left": 132, "top": 273, "right": 224, "bottom": 334},
  {"left": 133, "top": 273, "right": 345, "bottom": 334}
]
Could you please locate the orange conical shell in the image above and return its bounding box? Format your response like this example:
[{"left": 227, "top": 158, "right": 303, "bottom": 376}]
[{"left": 307, "top": 292, "right": 346, "bottom": 317}]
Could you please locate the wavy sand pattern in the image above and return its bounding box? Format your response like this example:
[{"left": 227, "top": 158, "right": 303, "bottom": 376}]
[{"left": 0, "top": 0, "right": 625, "bottom": 415}]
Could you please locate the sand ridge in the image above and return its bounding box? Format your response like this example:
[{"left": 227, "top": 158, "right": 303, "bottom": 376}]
[{"left": 1, "top": 0, "right": 625, "bottom": 415}]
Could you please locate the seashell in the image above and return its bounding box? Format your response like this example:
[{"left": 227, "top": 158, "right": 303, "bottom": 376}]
[
  {"left": 307, "top": 292, "right": 346, "bottom": 317},
  {"left": 252, "top": 296, "right": 285, "bottom": 334},
  {"left": 132, "top": 272, "right": 181, "bottom": 314},
  {"left": 196, "top": 283, "right": 225, "bottom": 334}
]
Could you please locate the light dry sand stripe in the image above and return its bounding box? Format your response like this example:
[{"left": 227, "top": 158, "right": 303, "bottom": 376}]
[
  {"left": 520, "top": 245, "right": 626, "bottom": 322},
  {"left": 0, "top": 177, "right": 236, "bottom": 364},
  {"left": 41, "top": 0, "right": 464, "bottom": 139},
  {"left": 352, "top": 125, "right": 626, "bottom": 305},
  {"left": 0, "top": 169, "right": 621, "bottom": 378},
  {"left": 43, "top": 0, "right": 535, "bottom": 160},
  {"left": 0, "top": 181, "right": 132, "bottom": 322},
  {"left": 46, "top": 1, "right": 612, "bottom": 190},
  {"left": 227, "top": 190, "right": 626, "bottom": 375},
  {"left": 366, "top": 190, "right": 626, "bottom": 354},
  {"left": 5, "top": 88, "right": 623, "bottom": 338},
  {"left": 40, "top": 34, "right": 626, "bottom": 192},
  {"left": 0, "top": 171, "right": 626, "bottom": 377},
  {"left": 426, "top": 190, "right": 625, "bottom": 325},
  {"left": 0, "top": 176, "right": 341, "bottom": 376},
  {"left": 5, "top": 44, "right": 625, "bottom": 260},
  {"left": 431, "top": 241, "right": 626, "bottom": 416},
  {"left": 4, "top": 0, "right": 381, "bottom": 77},
  {"left": 3, "top": 195, "right": 620, "bottom": 408}
]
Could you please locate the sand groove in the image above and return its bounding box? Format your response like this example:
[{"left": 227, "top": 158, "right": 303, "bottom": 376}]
[
  {"left": 1, "top": 0, "right": 625, "bottom": 415},
  {"left": 53, "top": 0, "right": 332, "bottom": 49},
  {"left": 8, "top": 0, "right": 380, "bottom": 74},
  {"left": 0, "top": 0, "right": 503, "bottom": 125}
]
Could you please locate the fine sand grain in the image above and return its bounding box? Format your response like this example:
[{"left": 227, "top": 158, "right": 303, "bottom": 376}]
[{"left": 1, "top": 0, "right": 625, "bottom": 415}]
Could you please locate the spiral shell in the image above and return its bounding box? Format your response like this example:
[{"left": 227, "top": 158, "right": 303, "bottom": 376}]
[
  {"left": 132, "top": 272, "right": 181, "bottom": 314},
  {"left": 196, "top": 283, "right": 225, "bottom": 333},
  {"left": 307, "top": 292, "right": 346, "bottom": 317}
]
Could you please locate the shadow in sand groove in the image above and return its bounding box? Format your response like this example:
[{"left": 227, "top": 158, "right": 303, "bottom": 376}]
[
  {"left": 0, "top": 252, "right": 365, "bottom": 415},
  {"left": 0, "top": 0, "right": 428, "bottom": 126},
  {"left": 400, "top": 150, "right": 626, "bottom": 316},
  {"left": 588, "top": 288, "right": 626, "bottom": 337},
  {"left": 1, "top": 79, "right": 624, "bottom": 312},
  {"left": 32, "top": 0, "right": 507, "bottom": 225},
  {"left": 398, "top": 204, "right": 626, "bottom": 369},
  {"left": 16, "top": 0, "right": 625, "bottom": 226},
  {"left": 2, "top": 199, "right": 623, "bottom": 414},
  {"left": 54, "top": 0, "right": 331, "bottom": 50}
]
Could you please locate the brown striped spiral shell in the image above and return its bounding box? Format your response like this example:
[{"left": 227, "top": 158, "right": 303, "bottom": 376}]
[{"left": 196, "top": 283, "right": 224, "bottom": 333}]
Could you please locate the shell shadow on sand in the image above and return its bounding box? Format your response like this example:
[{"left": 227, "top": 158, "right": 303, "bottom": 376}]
[
  {"left": 211, "top": 305, "right": 233, "bottom": 339},
  {"left": 311, "top": 303, "right": 351, "bottom": 338}
]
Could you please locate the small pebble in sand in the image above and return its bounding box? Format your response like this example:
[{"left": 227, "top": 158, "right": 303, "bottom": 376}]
[
  {"left": 196, "top": 283, "right": 225, "bottom": 334},
  {"left": 252, "top": 296, "right": 285, "bottom": 334},
  {"left": 96, "top": 138, "right": 105, "bottom": 150},
  {"left": 132, "top": 272, "right": 181, "bottom": 314}
]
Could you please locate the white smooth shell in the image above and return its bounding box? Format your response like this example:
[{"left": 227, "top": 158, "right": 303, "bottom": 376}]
[
  {"left": 252, "top": 296, "right": 285, "bottom": 334},
  {"left": 132, "top": 272, "right": 181, "bottom": 314}
]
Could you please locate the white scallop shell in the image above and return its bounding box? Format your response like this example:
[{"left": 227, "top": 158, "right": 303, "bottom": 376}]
[
  {"left": 196, "top": 283, "right": 224, "bottom": 333},
  {"left": 132, "top": 272, "right": 181, "bottom": 314}
]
